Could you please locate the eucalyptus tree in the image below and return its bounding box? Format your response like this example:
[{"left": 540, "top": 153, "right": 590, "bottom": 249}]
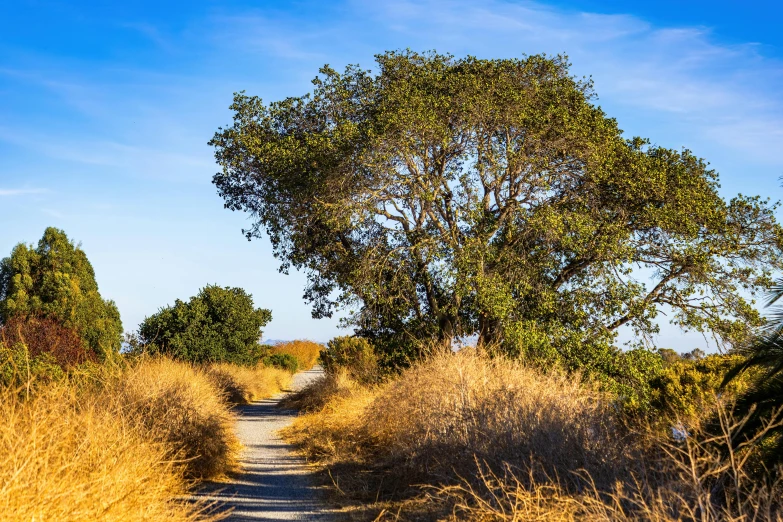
[{"left": 210, "top": 51, "right": 783, "bottom": 374}]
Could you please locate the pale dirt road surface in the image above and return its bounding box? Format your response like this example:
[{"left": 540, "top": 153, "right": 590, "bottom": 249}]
[{"left": 197, "top": 367, "right": 334, "bottom": 521}]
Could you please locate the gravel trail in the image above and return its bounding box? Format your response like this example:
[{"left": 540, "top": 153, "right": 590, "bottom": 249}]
[{"left": 198, "top": 367, "right": 332, "bottom": 521}]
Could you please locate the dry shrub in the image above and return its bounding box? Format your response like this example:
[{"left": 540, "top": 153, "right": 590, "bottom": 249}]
[
  {"left": 112, "top": 357, "right": 239, "bottom": 480},
  {"left": 438, "top": 464, "right": 584, "bottom": 521},
  {"left": 0, "top": 383, "right": 211, "bottom": 522},
  {"left": 284, "top": 349, "right": 623, "bottom": 518},
  {"left": 206, "top": 362, "right": 292, "bottom": 405},
  {"left": 363, "top": 350, "right": 622, "bottom": 487},
  {"left": 0, "top": 315, "right": 94, "bottom": 368},
  {"left": 286, "top": 350, "right": 621, "bottom": 477},
  {"left": 285, "top": 350, "right": 783, "bottom": 520},
  {"left": 270, "top": 340, "right": 321, "bottom": 371},
  {"left": 442, "top": 405, "right": 783, "bottom": 521}
]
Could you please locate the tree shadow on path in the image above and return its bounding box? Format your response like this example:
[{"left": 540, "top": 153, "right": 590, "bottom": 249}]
[{"left": 197, "top": 368, "right": 333, "bottom": 521}]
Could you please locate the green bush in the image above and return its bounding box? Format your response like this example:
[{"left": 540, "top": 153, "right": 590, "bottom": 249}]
[
  {"left": 0, "top": 342, "right": 64, "bottom": 390},
  {"left": 262, "top": 353, "right": 298, "bottom": 374},
  {"left": 322, "top": 336, "right": 381, "bottom": 384},
  {"left": 138, "top": 285, "right": 271, "bottom": 364}
]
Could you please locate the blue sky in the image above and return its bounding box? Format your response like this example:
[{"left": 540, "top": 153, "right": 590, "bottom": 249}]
[{"left": 1, "top": 0, "right": 782, "bottom": 348}]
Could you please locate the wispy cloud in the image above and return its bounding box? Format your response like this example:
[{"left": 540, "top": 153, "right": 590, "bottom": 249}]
[
  {"left": 1, "top": 0, "right": 779, "bottom": 345},
  {"left": 351, "top": 0, "right": 783, "bottom": 167}
]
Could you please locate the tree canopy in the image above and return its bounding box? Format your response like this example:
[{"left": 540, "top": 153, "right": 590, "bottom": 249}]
[
  {"left": 210, "top": 50, "right": 783, "bottom": 373},
  {"left": 0, "top": 227, "right": 123, "bottom": 358},
  {"left": 138, "top": 285, "right": 272, "bottom": 364}
]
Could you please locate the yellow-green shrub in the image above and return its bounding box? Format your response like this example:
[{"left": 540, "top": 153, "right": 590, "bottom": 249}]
[
  {"left": 262, "top": 352, "right": 299, "bottom": 373},
  {"left": 321, "top": 336, "right": 381, "bottom": 384},
  {"left": 649, "top": 354, "right": 755, "bottom": 420}
]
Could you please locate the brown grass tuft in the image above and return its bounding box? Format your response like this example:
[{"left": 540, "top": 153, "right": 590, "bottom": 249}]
[{"left": 270, "top": 340, "right": 321, "bottom": 371}]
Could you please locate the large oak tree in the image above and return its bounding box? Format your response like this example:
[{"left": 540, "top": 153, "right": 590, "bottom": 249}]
[{"left": 210, "top": 51, "right": 783, "bottom": 373}]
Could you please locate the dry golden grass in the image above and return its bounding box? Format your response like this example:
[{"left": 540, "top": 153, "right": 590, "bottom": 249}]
[
  {"left": 0, "top": 383, "right": 214, "bottom": 522},
  {"left": 440, "top": 407, "right": 783, "bottom": 522},
  {"left": 365, "top": 350, "right": 622, "bottom": 486},
  {"left": 283, "top": 368, "right": 377, "bottom": 461},
  {"left": 284, "top": 349, "right": 783, "bottom": 521},
  {"left": 110, "top": 357, "right": 240, "bottom": 480},
  {"left": 287, "top": 351, "right": 621, "bottom": 484},
  {"left": 0, "top": 355, "right": 285, "bottom": 519},
  {"left": 270, "top": 340, "right": 322, "bottom": 371},
  {"left": 206, "top": 362, "right": 292, "bottom": 404}
]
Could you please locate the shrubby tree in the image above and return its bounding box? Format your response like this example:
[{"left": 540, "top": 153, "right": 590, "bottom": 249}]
[
  {"left": 322, "top": 336, "right": 381, "bottom": 384},
  {"left": 139, "top": 285, "right": 271, "bottom": 364},
  {"left": 0, "top": 227, "right": 123, "bottom": 358},
  {"left": 210, "top": 51, "right": 783, "bottom": 380},
  {"left": 657, "top": 348, "right": 682, "bottom": 366}
]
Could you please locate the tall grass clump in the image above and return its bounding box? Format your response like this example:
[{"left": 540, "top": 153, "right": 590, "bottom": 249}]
[
  {"left": 283, "top": 367, "right": 377, "bottom": 463},
  {"left": 269, "top": 340, "right": 321, "bottom": 371},
  {"left": 441, "top": 403, "right": 783, "bottom": 521},
  {"left": 288, "top": 350, "right": 621, "bottom": 483},
  {"left": 284, "top": 349, "right": 783, "bottom": 520},
  {"left": 0, "top": 383, "right": 211, "bottom": 522},
  {"left": 111, "top": 357, "right": 239, "bottom": 480},
  {"left": 366, "top": 350, "right": 622, "bottom": 486},
  {"left": 206, "top": 362, "right": 292, "bottom": 404}
]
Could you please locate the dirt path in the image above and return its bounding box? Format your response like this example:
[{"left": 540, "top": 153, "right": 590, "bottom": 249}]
[{"left": 198, "top": 367, "right": 332, "bottom": 521}]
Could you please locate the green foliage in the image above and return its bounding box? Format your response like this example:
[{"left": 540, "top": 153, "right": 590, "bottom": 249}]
[
  {"left": 0, "top": 227, "right": 123, "bottom": 358},
  {"left": 0, "top": 341, "right": 65, "bottom": 389},
  {"left": 138, "top": 285, "right": 271, "bottom": 364},
  {"left": 608, "top": 347, "right": 666, "bottom": 413},
  {"left": 211, "top": 50, "right": 783, "bottom": 378},
  {"left": 262, "top": 353, "right": 298, "bottom": 373},
  {"left": 650, "top": 353, "right": 751, "bottom": 420},
  {"left": 322, "top": 336, "right": 381, "bottom": 384}
]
